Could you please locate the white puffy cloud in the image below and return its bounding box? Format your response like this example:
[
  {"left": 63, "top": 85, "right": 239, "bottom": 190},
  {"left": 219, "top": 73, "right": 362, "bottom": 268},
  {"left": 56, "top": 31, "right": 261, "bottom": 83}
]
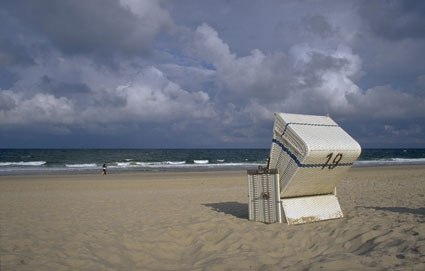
[
  {"left": 0, "top": 91, "right": 74, "bottom": 125},
  {"left": 349, "top": 85, "right": 425, "bottom": 120},
  {"left": 0, "top": 55, "right": 215, "bottom": 128},
  {"left": 193, "top": 23, "right": 293, "bottom": 100},
  {"left": 113, "top": 66, "right": 214, "bottom": 121},
  {"left": 188, "top": 22, "right": 425, "bottom": 146},
  {"left": 191, "top": 23, "right": 364, "bottom": 116}
]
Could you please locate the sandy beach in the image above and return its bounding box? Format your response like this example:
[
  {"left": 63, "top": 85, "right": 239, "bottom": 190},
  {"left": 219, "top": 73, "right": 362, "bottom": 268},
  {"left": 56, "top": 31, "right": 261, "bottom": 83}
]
[{"left": 0, "top": 166, "right": 424, "bottom": 271}]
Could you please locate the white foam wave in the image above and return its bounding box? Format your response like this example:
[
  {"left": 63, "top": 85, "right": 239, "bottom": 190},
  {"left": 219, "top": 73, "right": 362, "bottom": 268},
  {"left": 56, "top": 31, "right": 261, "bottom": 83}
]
[
  {"left": 65, "top": 163, "right": 98, "bottom": 168},
  {"left": 0, "top": 161, "right": 47, "bottom": 166},
  {"left": 137, "top": 162, "right": 255, "bottom": 168},
  {"left": 108, "top": 161, "right": 187, "bottom": 168},
  {"left": 166, "top": 161, "right": 186, "bottom": 165},
  {"left": 106, "top": 161, "right": 258, "bottom": 169},
  {"left": 354, "top": 158, "right": 425, "bottom": 166},
  {"left": 0, "top": 160, "right": 264, "bottom": 175},
  {"left": 116, "top": 162, "right": 131, "bottom": 167},
  {"left": 390, "top": 158, "right": 425, "bottom": 163},
  {"left": 135, "top": 161, "right": 188, "bottom": 167},
  {"left": 194, "top": 160, "right": 209, "bottom": 164}
]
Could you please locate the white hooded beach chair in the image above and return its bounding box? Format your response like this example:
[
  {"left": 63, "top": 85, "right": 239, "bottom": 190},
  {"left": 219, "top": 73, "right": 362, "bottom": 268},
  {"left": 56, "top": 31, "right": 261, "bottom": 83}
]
[{"left": 268, "top": 113, "right": 361, "bottom": 225}]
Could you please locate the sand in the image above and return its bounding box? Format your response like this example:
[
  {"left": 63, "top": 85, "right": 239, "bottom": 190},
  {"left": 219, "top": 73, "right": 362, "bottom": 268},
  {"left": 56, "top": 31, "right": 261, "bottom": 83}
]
[{"left": 0, "top": 166, "right": 424, "bottom": 271}]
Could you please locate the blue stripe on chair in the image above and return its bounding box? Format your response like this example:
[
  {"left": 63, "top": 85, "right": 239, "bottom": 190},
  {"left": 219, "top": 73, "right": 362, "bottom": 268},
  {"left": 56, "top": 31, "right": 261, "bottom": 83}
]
[{"left": 272, "top": 139, "right": 353, "bottom": 168}]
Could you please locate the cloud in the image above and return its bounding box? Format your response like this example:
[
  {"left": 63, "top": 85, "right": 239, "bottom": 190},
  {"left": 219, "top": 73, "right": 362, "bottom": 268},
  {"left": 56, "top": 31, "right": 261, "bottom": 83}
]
[
  {"left": 192, "top": 23, "right": 293, "bottom": 101},
  {"left": 349, "top": 85, "right": 425, "bottom": 120},
  {"left": 0, "top": 36, "right": 34, "bottom": 67},
  {"left": 187, "top": 22, "right": 425, "bottom": 146},
  {"left": 358, "top": 0, "right": 425, "bottom": 41},
  {"left": 191, "top": 23, "right": 364, "bottom": 115},
  {"left": 114, "top": 66, "right": 214, "bottom": 122},
  {"left": 157, "top": 63, "right": 216, "bottom": 94},
  {"left": 0, "top": 55, "right": 214, "bottom": 129},
  {"left": 2, "top": 0, "right": 173, "bottom": 56},
  {"left": 1, "top": 1, "right": 425, "bottom": 147},
  {"left": 0, "top": 91, "right": 74, "bottom": 125},
  {"left": 303, "top": 15, "right": 335, "bottom": 38},
  {"left": 0, "top": 91, "right": 16, "bottom": 111}
]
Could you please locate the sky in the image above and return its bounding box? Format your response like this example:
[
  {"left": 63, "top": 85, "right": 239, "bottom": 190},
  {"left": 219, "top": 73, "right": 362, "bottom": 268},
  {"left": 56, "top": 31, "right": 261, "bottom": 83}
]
[{"left": 1, "top": 0, "right": 425, "bottom": 148}]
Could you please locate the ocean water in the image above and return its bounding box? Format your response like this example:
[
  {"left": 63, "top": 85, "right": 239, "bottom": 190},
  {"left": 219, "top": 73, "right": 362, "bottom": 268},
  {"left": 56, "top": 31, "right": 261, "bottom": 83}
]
[{"left": 1, "top": 148, "right": 425, "bottom": 175}]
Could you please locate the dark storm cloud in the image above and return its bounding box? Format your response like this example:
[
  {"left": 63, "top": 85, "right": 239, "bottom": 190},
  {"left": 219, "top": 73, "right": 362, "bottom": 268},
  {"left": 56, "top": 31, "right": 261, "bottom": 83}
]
[
  {"left": 354, "top": 0, "right": 425, "bottom": 93},
  {"left": 293, "top": 51, "right": 350, "bottom": 87},
  {"left": 38, "top": 76, "right": 107, "bottom": 109},
  {"left": 0, "top": 11, "right": 35, "bottom": 88},
  {"left": 0, "top": 37, "right": 34, "bottom": 67},
  {"left": 0, "top": 67, "right": 17, "bottom": 89},
  {"left": 358, "top": 0, "right": 425, "bottom": 41},
  {"left": 303, "top": 15, "right": 334, "bottom": 38},
  {"left": 1, "top": 0, "right": 171, "bottom": 56},
  {"left": 41, "top": 76, "right": 91, "bottom": 95},
  {"left": 0, "top": 92, "right": 16, "bottom": 111}
]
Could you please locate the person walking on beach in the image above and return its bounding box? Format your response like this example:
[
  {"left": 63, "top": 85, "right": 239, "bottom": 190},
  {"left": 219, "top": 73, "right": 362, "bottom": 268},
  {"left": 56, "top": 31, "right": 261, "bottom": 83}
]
[{"left": 102, "top": 163, "right": 107, "bottom": 176}]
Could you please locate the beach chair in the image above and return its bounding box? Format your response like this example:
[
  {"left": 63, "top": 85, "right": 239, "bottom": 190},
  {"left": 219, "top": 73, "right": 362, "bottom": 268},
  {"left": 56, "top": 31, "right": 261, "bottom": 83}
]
[
  {"left": 247, "top": 168, "right": 281, "bottom": 223},
  {"left": 268, "top": 113, "right": 361, "bottom": 225}
]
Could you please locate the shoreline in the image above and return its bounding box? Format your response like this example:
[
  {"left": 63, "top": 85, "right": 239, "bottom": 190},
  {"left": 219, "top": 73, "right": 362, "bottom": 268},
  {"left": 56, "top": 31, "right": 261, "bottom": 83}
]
[
  {"left": 1, "top": 164, "right": 425, "bottom": 179},
  {"left": 2, "top": 163, "right": 425, "bottom": 178}
]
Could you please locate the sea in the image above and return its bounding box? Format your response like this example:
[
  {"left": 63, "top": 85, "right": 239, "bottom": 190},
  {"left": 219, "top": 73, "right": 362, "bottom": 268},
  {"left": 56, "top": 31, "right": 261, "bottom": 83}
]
[{"left": 1, "top": 148, "right": 425, "bottom": 176}]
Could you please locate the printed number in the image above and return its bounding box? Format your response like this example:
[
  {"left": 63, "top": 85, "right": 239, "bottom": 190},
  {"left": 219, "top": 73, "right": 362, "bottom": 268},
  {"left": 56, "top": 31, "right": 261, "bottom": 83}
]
[
  {"left": 322, "top": 153, "right": 343, "bottom": 169},
  {"left": 322, "top": 153, "right": 333, "bottom": 169}
]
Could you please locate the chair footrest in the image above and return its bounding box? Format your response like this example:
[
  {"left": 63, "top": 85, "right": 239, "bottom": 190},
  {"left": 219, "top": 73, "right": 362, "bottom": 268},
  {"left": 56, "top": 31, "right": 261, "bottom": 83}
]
[{"left": 281, "top": 194, "right": 343, "bottom": 225}]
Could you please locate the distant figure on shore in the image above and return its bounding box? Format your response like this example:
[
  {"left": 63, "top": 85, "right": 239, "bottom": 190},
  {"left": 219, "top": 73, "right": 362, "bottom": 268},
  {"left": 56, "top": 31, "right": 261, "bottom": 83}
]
[{"left": 102, "top": 163, "right": 107, "bottom": 176}]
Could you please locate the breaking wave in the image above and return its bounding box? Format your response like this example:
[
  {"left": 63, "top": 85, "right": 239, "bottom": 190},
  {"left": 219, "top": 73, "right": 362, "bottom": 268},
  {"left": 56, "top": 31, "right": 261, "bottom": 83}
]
[
  {"left": 0, "top": 161, "right": 47, "bottom": 166},
  {"left": 65, "top": 163, "right": 98, "bottom": 168},
  {"left": 354, "top": 158, "right": 425, "bottom": 167}
]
